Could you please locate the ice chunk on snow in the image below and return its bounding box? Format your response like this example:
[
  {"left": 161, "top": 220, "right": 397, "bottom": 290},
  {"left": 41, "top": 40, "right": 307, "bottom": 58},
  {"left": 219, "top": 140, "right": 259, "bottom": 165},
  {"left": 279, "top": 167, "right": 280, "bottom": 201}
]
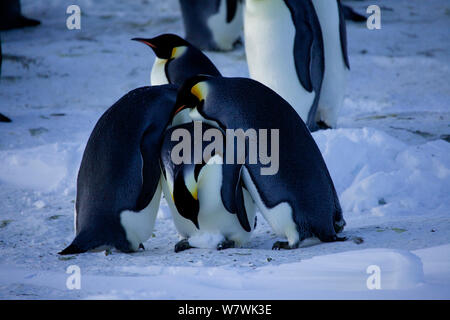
[
  {"left": 313, "top": 128, "right": 450, "bottom": 217},
  {"left": 0, "top": 143, "right": 81, "bottom": 193}
]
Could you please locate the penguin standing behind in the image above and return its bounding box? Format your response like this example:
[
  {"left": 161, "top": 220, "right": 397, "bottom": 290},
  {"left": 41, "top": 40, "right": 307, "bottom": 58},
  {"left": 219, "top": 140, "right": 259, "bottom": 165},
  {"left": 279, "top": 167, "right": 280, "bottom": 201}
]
[
  {"left": 59, "top": 85, "right": 178, "bottom": 255},
  {"left": 312, "top": 0, "right": 350, "bottom": 129},
  {"left": 0, "top": 36, "right": 12, "bottom": 123},
  {"left": 174, "top": 76, "right": 346, "bottom": 250},
  {"left": 160, "top": 122, "right": 256, "bottom": 252},
  {"left": 179, "top": 0, "right": 244, "bottom": 51},
  {"left": 132, "top": 34, "right": 221, "bottom": 87},
  {"left": 244, "top": 0, "right": 324, "bottom": 131}
]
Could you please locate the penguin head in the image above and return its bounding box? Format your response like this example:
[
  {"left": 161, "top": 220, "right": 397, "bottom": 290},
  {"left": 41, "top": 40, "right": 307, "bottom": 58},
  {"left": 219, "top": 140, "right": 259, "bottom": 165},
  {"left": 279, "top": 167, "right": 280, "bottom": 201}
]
[
  {"left": 173, "top": 75, "right": 213, "bottom": 118},
  {"left": 132, "top": 33, "right": 189, "bottom": 60}
]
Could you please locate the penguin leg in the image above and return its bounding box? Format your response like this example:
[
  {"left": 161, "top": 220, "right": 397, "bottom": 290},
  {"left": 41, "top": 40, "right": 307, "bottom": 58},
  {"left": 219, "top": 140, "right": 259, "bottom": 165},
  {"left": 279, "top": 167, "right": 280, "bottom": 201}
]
[
  {"left": 174, "top": 239, "right": 193, "bottom": 253},
  {"left": 272, "top": 241, "right": 299, "bottom": 250},
  {"left": 139, "top": 243, "right": 145, "bottom": 251},
  {"left": 217, "top": 239, "right": 235, "bottom": 251}
]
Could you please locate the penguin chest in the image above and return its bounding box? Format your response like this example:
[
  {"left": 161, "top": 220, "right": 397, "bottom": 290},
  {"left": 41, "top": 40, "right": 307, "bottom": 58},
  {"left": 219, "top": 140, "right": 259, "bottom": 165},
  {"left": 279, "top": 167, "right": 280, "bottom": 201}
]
[
  {"left": 207, "top": 0, "right": 244, "bottom": 51},
  {"left": 244, "top": 0, "right": 315, "bottom": 122},
  {"left": 161, "top": 162, "right": 255, "bottom": 248},
  {"left": 312, "top": 0, "right": 349, "bottom": 126},
  {"left": 150, "top": 58, "right": 169, "bottom": 85},
  {"left": 196, "top": 162, "right": 255, "bottom": 247}
]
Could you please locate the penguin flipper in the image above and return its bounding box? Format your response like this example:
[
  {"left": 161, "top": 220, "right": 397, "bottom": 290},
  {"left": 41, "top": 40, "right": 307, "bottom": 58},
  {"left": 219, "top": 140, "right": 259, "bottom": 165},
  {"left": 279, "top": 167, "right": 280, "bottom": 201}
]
[
  {"left": 338, "top": 1, "right": 351, "bottom": 69},
  {"left": 285, "top": 0, "right": 322, "bottom": 93},
  {"left": 234, "top": 168, "right": 252, "bottom": 233},
  {"left": 221, "top": 164, "right": 252, "bottom": 232},
  {"left": 173, "top": 166, "right": 200, "bottom": 229},
  {"left": 226, "top": 0, "right": 239, "bottom": 23},
  {"left": 136, "top": 128, "right": 163, "bottom": 211}
]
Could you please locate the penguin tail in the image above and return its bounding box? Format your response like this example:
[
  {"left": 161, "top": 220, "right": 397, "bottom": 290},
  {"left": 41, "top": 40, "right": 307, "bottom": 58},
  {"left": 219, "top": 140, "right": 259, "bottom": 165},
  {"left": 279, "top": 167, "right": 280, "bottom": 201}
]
[
  {"left": 58, "top": 243, "right": 86, "bottom": 255},
  {"left": 58, "top": 231, "right": 100, "bottom": 255}
]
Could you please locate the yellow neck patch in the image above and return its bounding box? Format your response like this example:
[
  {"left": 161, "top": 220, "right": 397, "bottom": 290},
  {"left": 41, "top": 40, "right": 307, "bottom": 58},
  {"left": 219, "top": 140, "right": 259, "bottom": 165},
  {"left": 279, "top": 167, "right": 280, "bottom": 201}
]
[
  {"left": 171, "top": 46, "right": 187, "bottom": 59},
  {"left": 191, "top": 82, "right": 209, "bottom": 101}
]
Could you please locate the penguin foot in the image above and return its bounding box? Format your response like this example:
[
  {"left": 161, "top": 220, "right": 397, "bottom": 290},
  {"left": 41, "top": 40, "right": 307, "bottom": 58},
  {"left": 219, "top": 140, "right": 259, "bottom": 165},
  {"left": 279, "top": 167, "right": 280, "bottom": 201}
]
[
  {"left": 174, "top": 239, "right": 193, "bottom": 253},
  {"left": 334, "top": 219, "right": 347, "bottom": 233},
  {"left": 139, "top": 243, "right": 145, "bottom": 251},
  {"left": 217, "top": 239, "right": 235, "bottom": 251},
  {"left": 272, "top": 241, "right": 298, "bottom": 250}
]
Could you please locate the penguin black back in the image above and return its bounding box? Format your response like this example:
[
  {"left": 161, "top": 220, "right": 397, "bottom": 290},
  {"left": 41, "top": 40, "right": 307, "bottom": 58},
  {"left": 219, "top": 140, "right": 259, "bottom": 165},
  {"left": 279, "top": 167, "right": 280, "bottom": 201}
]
[
  {"left": 174, "top": 76, "right": 344, "bottom": 245},
  {"left": 60, "top": 85, "right": 178, "bottom": 254}
]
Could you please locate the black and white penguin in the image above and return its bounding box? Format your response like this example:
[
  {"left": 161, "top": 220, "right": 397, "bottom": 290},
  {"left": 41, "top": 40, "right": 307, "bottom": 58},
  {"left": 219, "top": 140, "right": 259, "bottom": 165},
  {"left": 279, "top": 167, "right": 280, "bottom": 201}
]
[
  {"left": 0, "top": 0, "right": 40, "bottom": 30},
  {"left": 244, "top": 0, "right": 325, "bottom": 131},
  {"left": 179, "top": 0, "right": 244, "bottom": 51},
  {"left": 312, "top": 0, "right": 350, "bottom": 129},
  {"left": 173, "top": 76, "right": 346, "bottom": 250},
  {"left": 59, "top": 85, "right": 178, "bottom": 255},
  {"left": 132, "top": 34, "right": 221, "bottom": 87},
  {"left": 160, "top": 121, "right": 256, "bottom": 252}
]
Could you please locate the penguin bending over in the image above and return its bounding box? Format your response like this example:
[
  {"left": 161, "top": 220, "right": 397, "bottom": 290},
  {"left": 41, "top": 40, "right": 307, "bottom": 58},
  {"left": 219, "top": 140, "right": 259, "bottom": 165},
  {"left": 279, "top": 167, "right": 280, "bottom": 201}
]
[
  {"left": 59, "top": 85, "right": 178, "bottom": 255},
  {"left": 179, "top": 0, "right": 244, "bottom": 51},
  {"left": 160, "top": 122, "right": 256, "bottom": 252},
  {"left": 244, "top": 0, "right": 324, "bottom": 132},
  {"left": 132, "top": 34, "right": 221, "bottom": 87},
  {"left": 173, "top": 76, "right": 346, "bottom": 250}
]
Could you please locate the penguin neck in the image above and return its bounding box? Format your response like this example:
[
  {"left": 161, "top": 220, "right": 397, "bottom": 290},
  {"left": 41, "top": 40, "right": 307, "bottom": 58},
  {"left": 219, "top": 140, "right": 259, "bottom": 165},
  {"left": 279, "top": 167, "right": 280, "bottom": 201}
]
[{"left": 150, "top": 57, "right": 169, "bottom": 85}]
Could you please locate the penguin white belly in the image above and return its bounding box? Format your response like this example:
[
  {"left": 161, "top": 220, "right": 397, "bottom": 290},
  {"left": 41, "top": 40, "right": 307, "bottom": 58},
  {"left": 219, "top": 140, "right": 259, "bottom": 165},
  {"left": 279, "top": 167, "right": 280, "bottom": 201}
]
[
  {"left": 207, "top": 0, "right": 244, "bottom": 51},
  {"left": 312, "top": 0, "right": 349, "bottom": 127},
  {"left": 150, "top": 58, "right": 169, "bottom": 85},
  {"left": 241, "top": 167, "right": 299, "bottom": 246},
  {"left": 161, "top": 157, "right": 256, "bottom": 249},
  {"left": 244, "top": 0, "right": 315, "bottom": 123},
  {"left": 120, "top": 181, "right": 162, "bottom": 251},
  {"left": 193, "top": 158, "right": 256, "bottom": 248}
]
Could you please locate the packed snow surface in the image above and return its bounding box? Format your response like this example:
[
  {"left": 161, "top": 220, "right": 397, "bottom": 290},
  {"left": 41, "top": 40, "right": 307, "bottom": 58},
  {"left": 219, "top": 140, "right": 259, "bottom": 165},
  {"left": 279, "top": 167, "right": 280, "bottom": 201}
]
[{"left": 0, "top": 0, "right": 449, "bottom": 299}]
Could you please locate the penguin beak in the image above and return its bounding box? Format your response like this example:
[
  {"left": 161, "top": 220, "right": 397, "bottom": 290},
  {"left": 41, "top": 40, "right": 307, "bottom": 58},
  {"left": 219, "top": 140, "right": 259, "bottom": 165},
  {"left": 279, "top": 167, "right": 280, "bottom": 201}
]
[{"left": 131, "top": 38, "right": 156, "bottom": 48}]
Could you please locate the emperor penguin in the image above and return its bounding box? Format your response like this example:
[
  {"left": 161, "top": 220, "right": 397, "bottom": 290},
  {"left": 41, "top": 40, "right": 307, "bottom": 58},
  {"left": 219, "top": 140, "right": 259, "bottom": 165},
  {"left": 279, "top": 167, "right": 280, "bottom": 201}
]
[
  {"left": 173, "top": 76, "right": 346, "bottom": 250},
  {"left": 312, "top": 0, "right": 350, "bottom": 129},
  {"left": 132, "top": 34, "right": 221, "bottom": 87},
  {"left": 179, "top": 0, "right": 244, "bottom": 51},
  {"left": 244, "top": 0, "right": 325, "bottom": 131},
  {"left": 59, "top": 85, "right": 178, "bottom": 255},
  {"left": 160, "top": 121, "right": 256, "bottom": 252}
]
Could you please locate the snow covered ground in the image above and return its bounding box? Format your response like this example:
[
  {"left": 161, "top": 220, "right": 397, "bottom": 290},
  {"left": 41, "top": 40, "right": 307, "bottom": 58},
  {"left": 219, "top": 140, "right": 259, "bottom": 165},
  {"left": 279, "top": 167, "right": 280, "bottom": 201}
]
[{"left": 0, "top": 0, "right": 449, "bottom": 299}]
